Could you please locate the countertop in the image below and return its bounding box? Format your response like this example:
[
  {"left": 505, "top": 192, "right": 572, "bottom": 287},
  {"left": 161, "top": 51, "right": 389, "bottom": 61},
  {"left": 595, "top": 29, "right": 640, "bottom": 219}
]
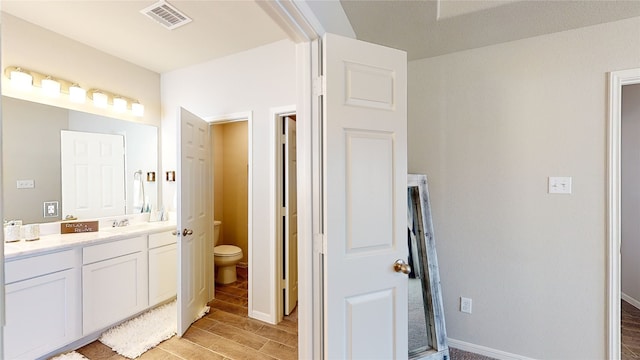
[{"left": 4, "top": 221, "right": 177, "bottom": 260}]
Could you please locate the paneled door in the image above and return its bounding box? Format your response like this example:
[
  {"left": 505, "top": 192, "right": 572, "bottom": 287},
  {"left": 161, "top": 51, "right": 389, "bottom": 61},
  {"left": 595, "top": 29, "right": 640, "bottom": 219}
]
[
  {"left": 177, "top": 107, "right": 210, "bottom": 336},
  {"left": 284, "top": 116, "right": 298, "bottom": 315},
  {"left": 323, "top": 33, "right": 408, "bottom": 358},
  {"left": 61, "top": 130, "right": 125, "bottom": 219}
]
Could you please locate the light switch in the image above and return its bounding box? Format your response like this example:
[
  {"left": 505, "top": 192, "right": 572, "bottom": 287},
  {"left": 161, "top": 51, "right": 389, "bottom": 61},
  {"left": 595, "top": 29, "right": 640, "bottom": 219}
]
[
  {"left": 16, "top": 179, "right": 35, "bottom": 189},
  {"left": 549, "top": 177, "right": 572, "bottom": 194}
]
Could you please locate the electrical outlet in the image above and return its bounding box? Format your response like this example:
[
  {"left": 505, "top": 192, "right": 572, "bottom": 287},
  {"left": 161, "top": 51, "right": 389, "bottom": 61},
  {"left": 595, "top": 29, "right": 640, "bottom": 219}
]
[
  {"left": 44, "top": 201, "right": 59, "bottom": 218},
  {"left": 460, "top": 297, "right": 472, "bottom": 314}
]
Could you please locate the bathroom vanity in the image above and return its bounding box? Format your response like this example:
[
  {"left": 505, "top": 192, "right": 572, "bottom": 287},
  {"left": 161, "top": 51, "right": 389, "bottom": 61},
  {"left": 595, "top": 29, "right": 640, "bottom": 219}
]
[{"left": 3, "top": 220, "right": 177, "bottom": 360}]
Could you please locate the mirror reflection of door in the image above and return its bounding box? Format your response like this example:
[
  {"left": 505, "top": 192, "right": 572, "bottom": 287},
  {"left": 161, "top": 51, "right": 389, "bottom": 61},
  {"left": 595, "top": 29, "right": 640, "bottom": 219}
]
[{"left": 60, "top": 130, "right": 125, "bottom": 219}]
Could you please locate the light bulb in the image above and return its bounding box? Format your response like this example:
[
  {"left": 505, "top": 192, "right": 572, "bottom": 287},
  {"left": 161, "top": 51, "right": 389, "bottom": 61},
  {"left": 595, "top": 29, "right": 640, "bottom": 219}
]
[
  {"left": 41, "top": 77, "right": 61, "bottom": 97},
  {"left": 132, "top": 102, "right": 144, "bottom": 117},
  {"left": 92, "top": 91, "right": 108, "bottom": 108},
  {"left": 10, "top": 68, "right": 33, "bottom": 90},
  {"left": 69, "top": 84, "right": 86, "bottom": 103},
  {"left": 113, "top": 97, "right": 127, "bottom": 112}
]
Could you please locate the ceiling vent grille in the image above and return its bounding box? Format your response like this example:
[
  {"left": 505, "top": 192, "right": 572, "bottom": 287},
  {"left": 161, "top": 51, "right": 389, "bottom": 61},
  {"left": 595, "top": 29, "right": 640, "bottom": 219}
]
[{"left": 140, "top": 1, "right": 192, "bottom": 30}]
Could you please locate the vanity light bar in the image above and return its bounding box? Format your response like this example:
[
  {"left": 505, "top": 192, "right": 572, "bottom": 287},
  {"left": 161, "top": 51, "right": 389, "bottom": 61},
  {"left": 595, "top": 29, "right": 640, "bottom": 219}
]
[{"left": 4, "top": 66, "right": 144, "bottom": 117}]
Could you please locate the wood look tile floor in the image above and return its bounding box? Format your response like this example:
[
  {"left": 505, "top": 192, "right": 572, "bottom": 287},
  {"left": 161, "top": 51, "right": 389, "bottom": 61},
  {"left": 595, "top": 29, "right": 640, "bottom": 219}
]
[
  {"left": 623, "top": 299, "right": 640, "bottom": 359},
  {"left": 74, "top": 266, "right": 298, "bottom": 360}
]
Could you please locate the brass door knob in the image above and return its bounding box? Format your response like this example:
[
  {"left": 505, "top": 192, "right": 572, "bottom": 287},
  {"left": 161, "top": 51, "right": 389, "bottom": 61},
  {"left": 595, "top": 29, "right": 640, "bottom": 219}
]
[
  {"left": 394, "top": 259, "right": 411, "bottom": 274},
  {"left": 183, "top": 228, "right": 193, "bottom": 236}
]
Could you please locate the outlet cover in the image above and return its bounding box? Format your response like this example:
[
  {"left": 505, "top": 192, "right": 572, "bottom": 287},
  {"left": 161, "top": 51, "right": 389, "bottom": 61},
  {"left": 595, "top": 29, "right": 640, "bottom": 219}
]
[
  {"left": 460, "top": 297, "right": 472, "bottom": 314},
  {"left": 44, "top": 201, "right": 59, "bottom": 218}
]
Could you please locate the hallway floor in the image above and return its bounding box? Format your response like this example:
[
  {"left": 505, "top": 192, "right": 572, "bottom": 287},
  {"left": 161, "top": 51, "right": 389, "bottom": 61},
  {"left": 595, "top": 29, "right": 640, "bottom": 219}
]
[
  {"left": 623, "top": 299, "right": 640, "bottom": 359},
  {"left": 75, "top": 266, "right": 298, "bottom": 360}
]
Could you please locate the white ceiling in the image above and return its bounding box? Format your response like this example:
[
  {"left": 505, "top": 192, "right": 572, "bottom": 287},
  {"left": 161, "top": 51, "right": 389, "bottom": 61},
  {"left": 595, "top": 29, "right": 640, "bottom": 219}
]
[{"left": 3, "top": 0, "right": 640, "bottom": 73}]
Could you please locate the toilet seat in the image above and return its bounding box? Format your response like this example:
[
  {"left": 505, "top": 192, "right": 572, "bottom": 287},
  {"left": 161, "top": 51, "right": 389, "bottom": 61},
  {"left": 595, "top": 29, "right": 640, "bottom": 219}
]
[{"left": 214, "top": 245, "right": 242, "bottom": 256}]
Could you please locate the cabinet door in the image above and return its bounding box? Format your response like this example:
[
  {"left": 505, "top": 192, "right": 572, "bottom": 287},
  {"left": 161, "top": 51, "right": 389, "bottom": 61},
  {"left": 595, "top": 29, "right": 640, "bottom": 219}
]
[
  {"left": 82, "top": 251, "right": 148, "bottom": 335},
  {"left": 149, "top": 243, "right": 177, "bottom": 306},
  {"left": 4, "top": 269, "right": 80, "bottom": 359}
]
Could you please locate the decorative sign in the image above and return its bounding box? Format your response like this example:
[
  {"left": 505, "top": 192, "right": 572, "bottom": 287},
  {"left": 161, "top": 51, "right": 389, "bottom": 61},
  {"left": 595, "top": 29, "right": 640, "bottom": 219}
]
[{"left": 61, "top": 221, "right": 99, "bottom": 234}]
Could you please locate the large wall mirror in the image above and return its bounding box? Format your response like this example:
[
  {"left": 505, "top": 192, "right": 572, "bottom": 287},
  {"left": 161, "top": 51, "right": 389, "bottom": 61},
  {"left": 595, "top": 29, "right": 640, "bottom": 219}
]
[
  {"left": 2, "top": 96, "right": 158, "bottom": 224},
  {"left": 407, "top": 174, "right": 449, "bottom": 359}
]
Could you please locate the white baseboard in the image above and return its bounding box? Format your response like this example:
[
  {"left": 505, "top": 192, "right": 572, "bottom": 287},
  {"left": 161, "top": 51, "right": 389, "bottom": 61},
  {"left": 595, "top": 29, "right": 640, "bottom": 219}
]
[
  {"left": 448, "top": 338, "right": 536, "bottom": 360},
  {"left": 621, "top": 292, "right": 640, "bottom": 310},
  {"left": 249, "top": 309, "right": 276, "bottom": 325}
]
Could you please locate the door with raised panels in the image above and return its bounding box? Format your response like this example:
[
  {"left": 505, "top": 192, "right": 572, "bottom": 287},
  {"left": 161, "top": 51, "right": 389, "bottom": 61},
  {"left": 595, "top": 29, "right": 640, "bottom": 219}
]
[{"left": 323, "top": 33, "right": 408, "bottom": 358}]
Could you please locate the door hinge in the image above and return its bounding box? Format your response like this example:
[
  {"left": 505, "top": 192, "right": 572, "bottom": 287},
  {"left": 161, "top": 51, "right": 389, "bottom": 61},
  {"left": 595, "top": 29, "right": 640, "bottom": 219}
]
[
  {"left": 280, "top": 134, "right": 287, "bottom": 144},
  {"left": 281, "top": 279, "right": 287, "bottom": 289},
  {"left": 313, "top": 75, "right": 325, "bottom": 97},
  {"left": 313, "top": 233, "right": 326, "bottom": 254},
  {"left": 281, "top": 207, "right": 287, "bottom": 217}
]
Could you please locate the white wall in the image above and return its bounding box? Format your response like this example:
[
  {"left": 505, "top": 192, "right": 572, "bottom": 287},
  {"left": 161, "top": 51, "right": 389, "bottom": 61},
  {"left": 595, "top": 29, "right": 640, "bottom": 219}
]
[
  {"left": 622, "top": 84, "right": 640, "bottom": 305},
  {"left": 408, "top": 17, "right": 640, "bottom": 359},
  {"left": 161, "top": 39, "right": 296, "bottom": 320}
]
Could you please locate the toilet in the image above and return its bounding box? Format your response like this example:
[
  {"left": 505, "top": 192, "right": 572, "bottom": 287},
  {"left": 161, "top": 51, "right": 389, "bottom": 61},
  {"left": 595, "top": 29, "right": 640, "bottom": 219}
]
[{"left": 213, "top": 220, "right": 243, "bottom": 284}]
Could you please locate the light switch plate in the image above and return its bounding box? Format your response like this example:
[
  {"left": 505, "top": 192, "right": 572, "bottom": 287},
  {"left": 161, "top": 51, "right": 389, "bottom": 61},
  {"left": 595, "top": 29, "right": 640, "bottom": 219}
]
[
  {"left": 16, "top": 179, "right": 35, "bottom": 189},
  {"left": 549, "top": 177, "right": 572, "bottom": 194}
]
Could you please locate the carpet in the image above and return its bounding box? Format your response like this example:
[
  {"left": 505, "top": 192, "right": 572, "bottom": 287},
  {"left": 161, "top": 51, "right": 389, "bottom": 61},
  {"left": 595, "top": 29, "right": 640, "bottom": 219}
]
[
  {"left": 99, "top": 300, "right": 178, "bottom": 359},
  {"left": 50, "top": 351, "right": 89, "bottom": 360}
]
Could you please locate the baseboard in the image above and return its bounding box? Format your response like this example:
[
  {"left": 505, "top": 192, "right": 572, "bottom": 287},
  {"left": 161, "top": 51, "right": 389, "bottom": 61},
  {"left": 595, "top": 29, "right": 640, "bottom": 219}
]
[
  {"left": 447, "top": 338, "right": 536, "bottom": 360},
  {"left": 249, "top": 309, "right": 276, "bottom": 325},
  {"left": 621, "top": 292, "right": 640, "bottom": 310}
]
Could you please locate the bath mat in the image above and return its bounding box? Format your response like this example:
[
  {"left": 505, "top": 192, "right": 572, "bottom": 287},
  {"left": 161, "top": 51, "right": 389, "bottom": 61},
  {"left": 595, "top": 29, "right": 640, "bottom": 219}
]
[
  {"left": 50, "top": 351, "right": 89, "bottom": 360},
  {"left": 99, "top": 300, "right": 177, "bottom": 359}
]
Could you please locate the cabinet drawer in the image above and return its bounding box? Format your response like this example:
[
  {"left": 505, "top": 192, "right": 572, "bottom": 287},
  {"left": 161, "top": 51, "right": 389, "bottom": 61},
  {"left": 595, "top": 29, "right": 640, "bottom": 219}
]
[
  {"left": 149, "top": 231, "right": 176, "bottom": 249},
  {"left": 83, "top": 236, "right": 146, "bottom": 265},
  {"left": 5, "top": 250, "right": 77, "bottom": 284}
]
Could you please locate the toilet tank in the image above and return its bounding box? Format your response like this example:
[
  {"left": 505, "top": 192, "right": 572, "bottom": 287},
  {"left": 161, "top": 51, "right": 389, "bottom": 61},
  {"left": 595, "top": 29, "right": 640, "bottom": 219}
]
[{"left": 213, "top": 220, "right": 222, "bottom": 246}]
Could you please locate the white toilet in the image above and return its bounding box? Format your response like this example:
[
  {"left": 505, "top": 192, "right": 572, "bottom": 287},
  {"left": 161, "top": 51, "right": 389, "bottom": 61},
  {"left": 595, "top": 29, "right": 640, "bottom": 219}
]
[{"left": 213, "top": 220, "right": 243, "bottom": 284}]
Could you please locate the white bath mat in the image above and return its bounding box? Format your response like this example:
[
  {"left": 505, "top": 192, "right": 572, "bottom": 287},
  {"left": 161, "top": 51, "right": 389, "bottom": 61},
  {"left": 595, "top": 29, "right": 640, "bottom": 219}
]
[
  {"left": 50, "top": 351, "right": 89, "bottom": 360},
  {"left": 99, "top": 300, "right": 177, "bottom": 359}
]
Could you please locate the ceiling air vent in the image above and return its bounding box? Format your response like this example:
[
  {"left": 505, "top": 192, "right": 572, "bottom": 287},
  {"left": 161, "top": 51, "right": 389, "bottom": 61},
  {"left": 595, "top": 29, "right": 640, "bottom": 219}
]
[{"left": 140, "top": 0, "right": 192, "bottom": 30}]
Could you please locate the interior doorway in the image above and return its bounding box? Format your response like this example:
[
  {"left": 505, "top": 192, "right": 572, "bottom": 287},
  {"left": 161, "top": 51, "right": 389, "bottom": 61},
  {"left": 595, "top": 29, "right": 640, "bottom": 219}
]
[
  {"left": 210, "top": 118, "right": 250, "bottom": 300},
  {"left": 607, "top": 68, "right": 640, "bottom": 359}
]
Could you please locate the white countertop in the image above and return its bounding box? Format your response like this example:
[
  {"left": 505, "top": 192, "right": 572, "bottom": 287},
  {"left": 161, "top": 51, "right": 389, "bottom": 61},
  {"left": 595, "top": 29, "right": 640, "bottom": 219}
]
[{"left": 5, "top": 221, "right": 176, "bottom": 260}]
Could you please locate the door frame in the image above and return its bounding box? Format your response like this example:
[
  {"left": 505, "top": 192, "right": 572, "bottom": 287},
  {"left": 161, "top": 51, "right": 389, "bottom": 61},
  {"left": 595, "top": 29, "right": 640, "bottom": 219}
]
[
  {"left": 607, "top": 68, "right": 640, "bottom": 359},
  {"left": 205, "top": 111, "right": 253, "bottom": 306},
  {"left": 271, "top": 106, "right": 297, "bottom": 323}
]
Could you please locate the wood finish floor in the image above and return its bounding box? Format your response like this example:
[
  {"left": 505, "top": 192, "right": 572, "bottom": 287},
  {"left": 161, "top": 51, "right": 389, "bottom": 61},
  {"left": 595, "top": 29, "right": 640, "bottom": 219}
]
[
  {"left": 623, "top": 299, "right": 640, "bottom": 359},
  {"left": 73, "top": 266, "right": 298, "bottom": 360}
]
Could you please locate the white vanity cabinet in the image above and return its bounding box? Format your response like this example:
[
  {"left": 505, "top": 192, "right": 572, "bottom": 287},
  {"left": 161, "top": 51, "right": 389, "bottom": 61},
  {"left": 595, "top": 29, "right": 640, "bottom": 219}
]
[
  {"left": 148, "top": 231, "right": 177, "bottom": 306},
  {"left": 82, "top": 236, "right": 149, "bottom": 335},
  {"left": 4, "top": 249, "right": 81, "bottom": 360}
]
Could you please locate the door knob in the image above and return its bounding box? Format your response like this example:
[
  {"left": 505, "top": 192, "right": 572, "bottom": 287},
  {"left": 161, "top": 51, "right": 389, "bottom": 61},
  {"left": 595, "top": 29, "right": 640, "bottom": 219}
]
[
  {"left": 394, "top": 259, "right": 411, "bottom": 274},
  {"left": 183, "top": 228, "right": 193, "bottom": 236}
]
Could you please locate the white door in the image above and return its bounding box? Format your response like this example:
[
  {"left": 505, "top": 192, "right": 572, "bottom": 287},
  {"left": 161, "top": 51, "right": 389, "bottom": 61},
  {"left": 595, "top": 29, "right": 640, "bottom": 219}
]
[
  {"left": 177, "top": 107, "right": 210, "bottom": 336},
  {"left": 284, "top": 116, "right": 298, "bottom": 315},
  {"left": 61, "top": 130, "right": 125, "bottom": 219},
  {"left": 323, "top": 33, "right": 408, "bottom": 358}
]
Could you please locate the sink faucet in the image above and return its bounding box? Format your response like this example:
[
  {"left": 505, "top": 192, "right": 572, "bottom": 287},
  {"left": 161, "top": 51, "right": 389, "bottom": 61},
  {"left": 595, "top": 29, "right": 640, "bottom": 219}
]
[{"left": 112, "top": 218, "right": 129, "bottom": 227}]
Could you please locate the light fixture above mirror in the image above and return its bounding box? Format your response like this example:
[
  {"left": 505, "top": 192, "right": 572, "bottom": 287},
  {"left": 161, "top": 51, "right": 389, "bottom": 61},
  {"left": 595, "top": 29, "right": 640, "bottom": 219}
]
[{"left": 4, "top": 66, "right": 144, "bottom": 117}]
